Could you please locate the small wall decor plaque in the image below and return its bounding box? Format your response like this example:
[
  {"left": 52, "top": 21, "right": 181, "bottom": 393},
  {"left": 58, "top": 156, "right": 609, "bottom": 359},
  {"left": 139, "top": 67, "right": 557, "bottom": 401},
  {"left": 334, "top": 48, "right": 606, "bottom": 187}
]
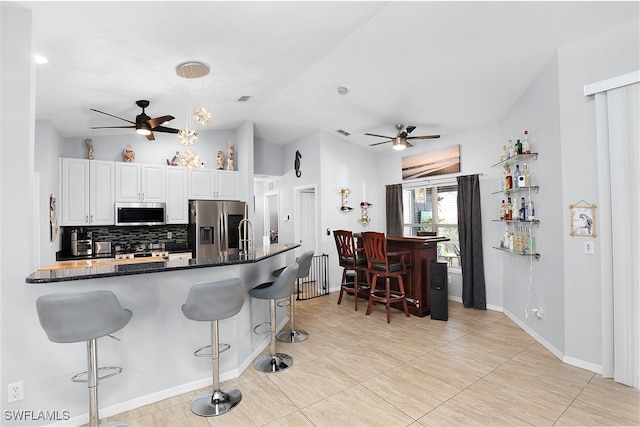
[
  {"left": 569, "top": 201, "right": 597, "bottom": 237},
  {"left": 294, "top": 150, "right": 302, "bottom": 178}
]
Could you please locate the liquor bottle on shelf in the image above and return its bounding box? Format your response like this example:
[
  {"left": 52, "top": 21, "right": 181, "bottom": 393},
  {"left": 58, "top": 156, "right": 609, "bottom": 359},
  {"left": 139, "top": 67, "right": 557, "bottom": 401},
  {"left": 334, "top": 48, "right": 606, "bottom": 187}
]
[
  {"left": 515, "top": 139, "right": 523, "bottom": 155},
  {"left": 522, "top": 130, "right": 531, "bottom": 154},
  {"left": 528, "top": 198, "right": 535, "bottom": 220},
  {"left": 521, "top": 163, "right": 530, "bottom": 187},
  {"left": 501, "top": 168, "right": 506, "bottom": 191},
  {"left": 513, "top": 164, "right": 521, "bottom": 188},
  {"left": 505, "top": 166, "right": 513, "bottom": 190},
  {"left": 500, "top": 200, "right": 506, "bottom": 220},
  {"left": 520, "top": 197, "right": 526, "bottom": 221},
  {"left": 506, "top": 197, "right": 512, "bottom": 220},
  {"left": 500, "top": 145, "right": 507, "bottom": 162}
]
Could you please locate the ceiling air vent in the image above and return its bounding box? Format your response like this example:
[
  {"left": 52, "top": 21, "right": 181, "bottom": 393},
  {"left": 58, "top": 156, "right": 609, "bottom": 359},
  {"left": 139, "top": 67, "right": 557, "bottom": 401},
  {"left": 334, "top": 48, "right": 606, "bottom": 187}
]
[
  {"left": 336, "top": 129, "right": 350, "bottom": 137},
  {"left": 237, "top": 95, "right": 252, "bottom": 102}
]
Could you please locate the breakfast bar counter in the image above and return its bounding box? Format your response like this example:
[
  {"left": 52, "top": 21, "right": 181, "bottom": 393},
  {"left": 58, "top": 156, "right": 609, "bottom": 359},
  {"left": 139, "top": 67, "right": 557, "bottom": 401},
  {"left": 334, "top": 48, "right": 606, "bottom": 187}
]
[
  {"left": 26, "top": 243, "right": 299, "bottom": 284},
  {"left": 22, "top": 243, "right": 301, "bottom": 425}
]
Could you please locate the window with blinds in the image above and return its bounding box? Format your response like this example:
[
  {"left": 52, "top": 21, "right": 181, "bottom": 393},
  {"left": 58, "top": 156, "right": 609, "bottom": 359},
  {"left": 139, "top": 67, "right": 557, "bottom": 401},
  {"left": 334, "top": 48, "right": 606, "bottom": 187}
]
[{"left": 402, "top": 182, "right": 461, "bottom": 270}]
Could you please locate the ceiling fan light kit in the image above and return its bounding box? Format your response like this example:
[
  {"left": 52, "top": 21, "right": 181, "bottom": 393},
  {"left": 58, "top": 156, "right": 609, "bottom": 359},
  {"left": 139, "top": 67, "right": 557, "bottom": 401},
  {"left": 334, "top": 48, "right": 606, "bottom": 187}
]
[
  {"left": 90, "top": 99, "right": 179, "bottom": 141},
  {"left": 366, "top": 123, "right": 440, "bottom": 150}
]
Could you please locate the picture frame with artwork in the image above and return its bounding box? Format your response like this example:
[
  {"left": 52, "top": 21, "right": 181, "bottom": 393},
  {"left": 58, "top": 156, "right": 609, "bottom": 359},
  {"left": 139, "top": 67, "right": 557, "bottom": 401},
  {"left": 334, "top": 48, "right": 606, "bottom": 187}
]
[{"left": 569, "top": 203, "right": 597, "bottom": 237}]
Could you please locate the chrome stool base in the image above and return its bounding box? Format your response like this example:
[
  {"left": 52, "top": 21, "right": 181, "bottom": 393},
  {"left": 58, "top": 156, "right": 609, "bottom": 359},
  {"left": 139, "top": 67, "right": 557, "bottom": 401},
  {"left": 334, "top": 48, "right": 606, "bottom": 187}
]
[
  {"left": 253, "top": 353, "right": 293, "bottom": 373},
  {"left": 276, "top": 329, "right": 309, "bottom": 343},
  {"left": 190, "top": 387, "right": 242, "bottom": 417}
]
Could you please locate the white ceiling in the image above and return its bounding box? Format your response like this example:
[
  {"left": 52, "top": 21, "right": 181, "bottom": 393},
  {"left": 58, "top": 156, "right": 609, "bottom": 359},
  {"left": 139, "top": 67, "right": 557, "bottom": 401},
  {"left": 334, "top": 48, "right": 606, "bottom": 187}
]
[{"left": 18, "top": 1, "right": 639, "bottom": 149}]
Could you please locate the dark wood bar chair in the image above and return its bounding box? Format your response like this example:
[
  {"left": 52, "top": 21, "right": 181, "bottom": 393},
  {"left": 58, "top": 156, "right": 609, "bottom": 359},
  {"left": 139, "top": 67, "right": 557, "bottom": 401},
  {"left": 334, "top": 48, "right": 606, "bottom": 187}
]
[
  {"left": 333, "top": 230, "right": 371, "bottom": 311},
  {"left": 361, "top": 231, "right": 411, "bottom": 323}
]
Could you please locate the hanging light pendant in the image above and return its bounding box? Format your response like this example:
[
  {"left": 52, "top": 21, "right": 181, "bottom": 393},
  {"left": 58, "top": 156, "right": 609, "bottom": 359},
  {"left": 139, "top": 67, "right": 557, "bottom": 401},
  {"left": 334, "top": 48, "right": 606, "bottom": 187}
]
[{"left": 175, "top": 60, "right": 211, "bottom": 167}]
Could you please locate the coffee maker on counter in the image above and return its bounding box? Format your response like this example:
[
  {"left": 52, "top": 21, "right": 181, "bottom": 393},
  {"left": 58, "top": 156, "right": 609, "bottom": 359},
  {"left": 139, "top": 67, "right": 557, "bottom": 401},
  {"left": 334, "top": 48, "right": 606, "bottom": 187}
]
[{"left": 68, "top": 229, "right": 92, "bottom": 256}]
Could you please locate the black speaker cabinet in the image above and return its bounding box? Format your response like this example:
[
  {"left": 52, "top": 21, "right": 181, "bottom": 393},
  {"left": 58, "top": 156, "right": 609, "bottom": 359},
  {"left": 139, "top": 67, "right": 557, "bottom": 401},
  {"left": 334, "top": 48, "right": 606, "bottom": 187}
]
[{"left": 430, "top": 261, "right": 448, "bottom": 321}]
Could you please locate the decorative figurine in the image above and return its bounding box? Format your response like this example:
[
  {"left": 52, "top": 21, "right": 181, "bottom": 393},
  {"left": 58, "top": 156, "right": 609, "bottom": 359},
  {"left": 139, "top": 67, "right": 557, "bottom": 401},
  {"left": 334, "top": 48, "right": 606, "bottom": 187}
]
[
  {"left": 49, "top": 194, "right": 58, "bottom": 243},
  {"left": 226, "top": 143, "right": 235, "bottom": 171},
  {"left": 123, "top": 145, "right": 135, "bottom": 163},
  {"left": 217, "top": 150, "right": 225, "bottom": 169},
  {"left": 85, "top": 138, "right": 94, "bottom": 160},
  {"left": 167, "top": 151, "right": 180, "bottom": 166},
  {"left": 295, "top": 150, "right": 302, "bottom": 178}
]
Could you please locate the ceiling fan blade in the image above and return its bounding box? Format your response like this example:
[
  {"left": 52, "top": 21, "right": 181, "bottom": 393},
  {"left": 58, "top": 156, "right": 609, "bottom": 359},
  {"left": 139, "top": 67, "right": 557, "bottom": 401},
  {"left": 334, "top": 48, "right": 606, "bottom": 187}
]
[
  {"left": 365, "top": 132, "right": 394, "bottom": 139},
  {"left": 90, "top": 125, "right": 135, "bottom": 129},
  {"left": 147, "top": 115, "right": 174, "bottom": 129},
  {"left": 90, "top": 108, "right": 136, "bottom": 125},
  {"left": 369, "top": 140, "right": 392, "bottom": 146},
  {"left": 405, "top": 125, "right": 416, "bottom": 134},
  {"left": 152, "top": 126, "right": 180, "bottom": 134},
  {"left": 145, "top": 132, "right": 155, "bottom": 141},
  {"left": 406, "top": 135, "right": 441, "bottom": 140},
  {"left": 406, "top": 141, "right": 414, "bottom": 148}
]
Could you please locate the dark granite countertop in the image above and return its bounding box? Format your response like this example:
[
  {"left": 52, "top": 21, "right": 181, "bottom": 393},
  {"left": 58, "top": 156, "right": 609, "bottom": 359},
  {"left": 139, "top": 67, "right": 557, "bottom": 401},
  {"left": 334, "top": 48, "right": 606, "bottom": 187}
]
[{"left": 26, "top": 243, "right": 300, "bottom": 284}]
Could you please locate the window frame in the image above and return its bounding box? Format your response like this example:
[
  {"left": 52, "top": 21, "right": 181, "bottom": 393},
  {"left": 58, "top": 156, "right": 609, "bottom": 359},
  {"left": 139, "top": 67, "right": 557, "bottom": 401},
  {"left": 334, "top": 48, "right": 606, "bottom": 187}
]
[{"left": 402, "top": 179, "right": 461, "bottom": 272}]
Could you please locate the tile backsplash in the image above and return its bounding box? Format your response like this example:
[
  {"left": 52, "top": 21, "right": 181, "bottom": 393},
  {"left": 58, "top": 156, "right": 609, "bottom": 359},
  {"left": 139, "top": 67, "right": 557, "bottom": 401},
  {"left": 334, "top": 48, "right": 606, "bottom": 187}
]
[{"left": 62, "top": 224, "right": 189, "bottom": 253}]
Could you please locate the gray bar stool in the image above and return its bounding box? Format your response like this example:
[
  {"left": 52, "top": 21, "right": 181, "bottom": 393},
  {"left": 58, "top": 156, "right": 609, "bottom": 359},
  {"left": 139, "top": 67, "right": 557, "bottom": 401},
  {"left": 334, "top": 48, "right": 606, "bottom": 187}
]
[
  {"left": 181, "top": 278, "right": 245, "bottom": 417},
  {"left": 249, "top": 262, "right": 299, "bottom": 373},
  {"left": 36, "top": 290, "right": 132, "bottom": 427},
  {"left": 276, "top": 250, "right": 313, "bottom": 343}
]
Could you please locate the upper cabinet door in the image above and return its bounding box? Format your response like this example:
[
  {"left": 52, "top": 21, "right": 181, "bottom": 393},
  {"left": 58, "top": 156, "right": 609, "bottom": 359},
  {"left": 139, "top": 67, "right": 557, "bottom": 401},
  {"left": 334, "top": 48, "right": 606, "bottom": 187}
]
[
  {"left": 61, "top": 158, "right": 90, "bottom": 226},
  {"left": 115, "top": 163, "right": 166, "bottom": 202},
  {"left": 165, "top": 166, "right": 188, "bottom": 224},
  {"left": 89, "top": 160, "right": 115, "bottom": 225},
  {"left": 189, "top": 168, "right": 215, "bottom": 199},
  {"left": 141, "top": 164, "right": 166, "bottom": 202},
  {"left": 60, "top": 158, "right": 114, "bottom": 226},
  {"left": 216, "top": 170, "right": 239, "bottom": 200},
  {"left": 115, "top": 162, "right": 141, "bottom": 202}
]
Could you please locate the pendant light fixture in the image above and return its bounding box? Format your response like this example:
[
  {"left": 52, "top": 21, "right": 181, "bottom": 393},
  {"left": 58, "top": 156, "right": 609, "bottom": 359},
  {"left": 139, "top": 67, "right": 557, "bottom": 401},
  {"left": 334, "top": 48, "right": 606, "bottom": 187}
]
[{"left": 176, "top": 61, "right": 211, "bottom": 169}]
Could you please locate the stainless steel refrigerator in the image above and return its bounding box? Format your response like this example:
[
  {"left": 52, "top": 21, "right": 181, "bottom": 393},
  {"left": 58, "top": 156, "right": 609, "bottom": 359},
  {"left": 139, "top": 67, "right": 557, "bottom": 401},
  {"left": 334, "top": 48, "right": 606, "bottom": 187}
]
[{"left": 188, "top": 200, "right": 247, "bottom": 259}]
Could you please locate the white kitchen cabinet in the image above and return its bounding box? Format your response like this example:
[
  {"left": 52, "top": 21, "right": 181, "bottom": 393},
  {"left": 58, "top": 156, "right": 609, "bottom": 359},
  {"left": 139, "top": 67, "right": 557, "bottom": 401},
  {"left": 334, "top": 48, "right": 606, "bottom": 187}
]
[
  {"left": 115, "top": 162, "right": 166, "bottom": 202},
  {"left": 165, "top": 166, "right": 188, "bottom": 224},
  {"left": 60, "top": 158, "right": 115, "bottom": 226},
  {"left": 189, "top": 168, "right": 239, "bottom": 200}
]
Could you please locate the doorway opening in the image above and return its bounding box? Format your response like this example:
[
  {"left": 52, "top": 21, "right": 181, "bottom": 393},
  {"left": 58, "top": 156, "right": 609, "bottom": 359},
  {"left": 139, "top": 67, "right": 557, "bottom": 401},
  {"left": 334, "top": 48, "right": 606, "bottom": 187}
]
[{"left": 293, "top": 184, "right": 317, "bottom": 255}]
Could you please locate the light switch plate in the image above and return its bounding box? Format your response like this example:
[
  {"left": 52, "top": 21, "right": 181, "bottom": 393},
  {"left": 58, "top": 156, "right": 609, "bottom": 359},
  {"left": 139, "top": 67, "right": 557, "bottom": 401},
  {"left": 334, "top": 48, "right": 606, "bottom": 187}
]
[{"left": 584, "top": 241, "right": 594, "bottom": 255}]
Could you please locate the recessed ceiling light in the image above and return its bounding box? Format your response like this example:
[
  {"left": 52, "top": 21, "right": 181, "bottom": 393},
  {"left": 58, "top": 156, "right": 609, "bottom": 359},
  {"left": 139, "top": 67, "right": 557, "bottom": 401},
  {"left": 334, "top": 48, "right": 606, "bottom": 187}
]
[
  {"left": 337, "top": 87, "right": 349, "bottom": 95},
  {"left": 34, "top": 54, "right": 48, "bottom": 64}
]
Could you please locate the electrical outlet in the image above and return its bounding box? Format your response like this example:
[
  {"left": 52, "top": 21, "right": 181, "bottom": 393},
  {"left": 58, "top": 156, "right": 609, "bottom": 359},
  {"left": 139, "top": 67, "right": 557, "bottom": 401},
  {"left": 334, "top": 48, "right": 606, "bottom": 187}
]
[
  {"left": 584, "top": 241, "right": 594, "bottom": 255},
  {"left": 167, "top": 231, "right": 172, "bottom": 239},
  {"left": 8, "top": 381, "right": 24, "bottom": 403}
]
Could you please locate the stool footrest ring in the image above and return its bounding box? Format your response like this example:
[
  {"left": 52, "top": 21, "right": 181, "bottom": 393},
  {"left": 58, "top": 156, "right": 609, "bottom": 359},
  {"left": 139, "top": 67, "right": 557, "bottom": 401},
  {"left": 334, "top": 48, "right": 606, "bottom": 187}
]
[
  {"left": 71, "top": 366, "right": 123, "bottom": 383},
  {"left": 194, "top": 343, "right": 231, "bottom": 358},
  {"left": 253, "top": 321, "right": 271, "bottom": 335}
]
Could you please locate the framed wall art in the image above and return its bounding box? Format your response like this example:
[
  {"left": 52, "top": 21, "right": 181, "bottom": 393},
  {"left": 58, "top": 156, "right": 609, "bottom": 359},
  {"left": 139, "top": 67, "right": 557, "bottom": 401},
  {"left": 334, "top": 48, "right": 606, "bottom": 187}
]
[
  {"left": 402, "top": 145, "right": 460, "bottom": 180},
  {"left": 569, "top": 202, "right": 597, "bottom": 237}
]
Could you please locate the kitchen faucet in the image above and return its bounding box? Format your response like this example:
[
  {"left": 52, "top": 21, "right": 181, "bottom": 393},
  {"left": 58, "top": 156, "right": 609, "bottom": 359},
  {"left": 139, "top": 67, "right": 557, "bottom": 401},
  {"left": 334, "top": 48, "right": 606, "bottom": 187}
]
[{"left": 238, "top": 218, "right": 253, "bottom": 254}]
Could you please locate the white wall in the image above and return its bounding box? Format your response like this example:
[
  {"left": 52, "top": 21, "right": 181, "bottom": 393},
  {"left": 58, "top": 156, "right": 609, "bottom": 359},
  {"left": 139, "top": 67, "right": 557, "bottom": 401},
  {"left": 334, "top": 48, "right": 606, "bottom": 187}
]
[
  {"left": 557, "top": 19, "right": 639, "bottom": 368},
  {"left": 499, "top": 53, "right": 566, "bottom": 355},
  {"left": 1, "top": 1, "right": 38, "bottom": 418}
]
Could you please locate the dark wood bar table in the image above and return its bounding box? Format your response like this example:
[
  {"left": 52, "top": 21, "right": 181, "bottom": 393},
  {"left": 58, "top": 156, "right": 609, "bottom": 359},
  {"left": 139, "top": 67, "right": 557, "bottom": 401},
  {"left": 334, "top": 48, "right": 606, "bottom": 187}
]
[{"left": 386, "top": 235, "right": 449, "bottom": 317}]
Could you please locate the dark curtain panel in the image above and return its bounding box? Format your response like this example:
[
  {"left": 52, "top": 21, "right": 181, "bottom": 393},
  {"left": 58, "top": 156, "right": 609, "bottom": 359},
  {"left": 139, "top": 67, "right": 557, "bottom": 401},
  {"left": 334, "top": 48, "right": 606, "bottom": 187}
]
[
  {"left": 386, "top": 184, "right": 403, "bottom": 236},
  {"left": 457, "top": 174, "right": 487, "bottom": 310}
]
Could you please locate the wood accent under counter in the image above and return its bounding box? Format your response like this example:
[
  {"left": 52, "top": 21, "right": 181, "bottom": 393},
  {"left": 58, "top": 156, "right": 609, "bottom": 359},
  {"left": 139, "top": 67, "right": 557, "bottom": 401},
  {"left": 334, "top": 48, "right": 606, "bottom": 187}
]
[{"left": 386, "top": 236, "right": 449, "bottom": 317}]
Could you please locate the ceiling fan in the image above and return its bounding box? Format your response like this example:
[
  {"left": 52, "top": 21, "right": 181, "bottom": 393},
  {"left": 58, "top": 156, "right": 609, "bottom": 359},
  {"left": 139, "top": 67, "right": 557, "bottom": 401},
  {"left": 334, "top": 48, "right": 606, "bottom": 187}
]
[
  {"left": 90, "top": 100, "right": 179, "bottom": 141},
  {"left": 366, "top": 123, "right": 440, "bottom": 150}
]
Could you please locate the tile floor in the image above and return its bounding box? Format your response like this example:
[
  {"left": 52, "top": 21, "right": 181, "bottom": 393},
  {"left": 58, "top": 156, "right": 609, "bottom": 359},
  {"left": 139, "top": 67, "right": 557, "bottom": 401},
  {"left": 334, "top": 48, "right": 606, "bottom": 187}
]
[{"left": 104, "top": 294, "right": 639, "bottom": 427}]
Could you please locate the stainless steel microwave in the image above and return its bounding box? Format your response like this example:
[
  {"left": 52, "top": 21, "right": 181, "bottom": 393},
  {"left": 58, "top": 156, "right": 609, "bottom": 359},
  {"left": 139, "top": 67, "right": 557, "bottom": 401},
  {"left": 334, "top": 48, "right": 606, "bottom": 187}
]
[{"left": 115, "top": 202, "right": 166, "bottom": 226}]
